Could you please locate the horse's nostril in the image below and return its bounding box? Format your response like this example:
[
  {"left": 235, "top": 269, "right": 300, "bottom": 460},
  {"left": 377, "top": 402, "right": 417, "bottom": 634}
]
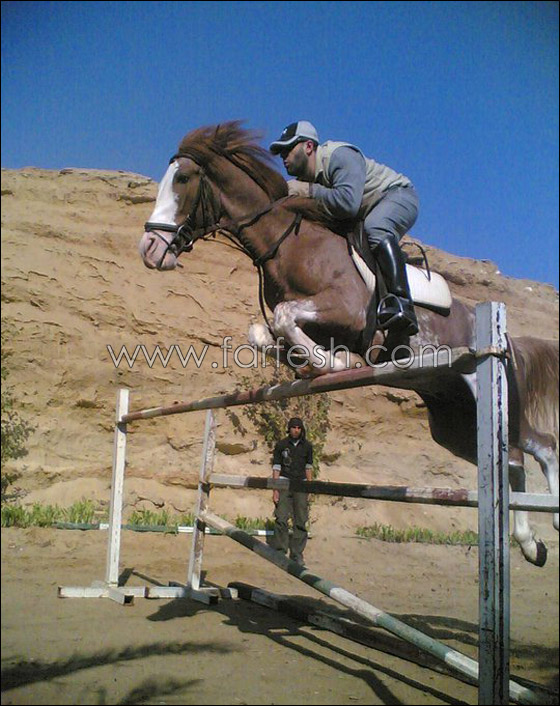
[
  {"left": 146, "top": 234, "right": 160, "bottom": 256},
  {"left": 139, "top": 234, "right": 159, "bottom": 267}
]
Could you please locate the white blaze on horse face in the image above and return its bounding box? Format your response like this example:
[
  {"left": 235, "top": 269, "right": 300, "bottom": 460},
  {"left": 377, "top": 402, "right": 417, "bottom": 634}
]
[
  {"left": 148, "top": 161, "right": 181, "bottom": 226},
  {"left": 139, "top": 161, "right": 181, "bottom": 270}
]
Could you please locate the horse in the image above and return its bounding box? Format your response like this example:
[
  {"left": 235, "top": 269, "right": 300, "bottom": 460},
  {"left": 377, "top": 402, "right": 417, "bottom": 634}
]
[{"left": 138, "top": 122, "right": 559, "bottom": 566}]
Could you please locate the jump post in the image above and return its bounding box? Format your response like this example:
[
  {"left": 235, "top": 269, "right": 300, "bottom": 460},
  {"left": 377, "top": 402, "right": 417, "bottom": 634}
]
[{"left": 58, "top": 302, "right": 559, "bottom": 705}]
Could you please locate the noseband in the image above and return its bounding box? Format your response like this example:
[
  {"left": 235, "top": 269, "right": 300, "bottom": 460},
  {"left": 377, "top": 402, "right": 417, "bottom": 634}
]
[{"left": 143, "top": 154, "right": 222, "bottom": 267}]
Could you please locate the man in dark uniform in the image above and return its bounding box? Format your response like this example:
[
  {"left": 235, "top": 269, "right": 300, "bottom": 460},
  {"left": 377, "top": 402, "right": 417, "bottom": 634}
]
[{"left": 272, "top": 417, "right": 314, "bottom": 566}]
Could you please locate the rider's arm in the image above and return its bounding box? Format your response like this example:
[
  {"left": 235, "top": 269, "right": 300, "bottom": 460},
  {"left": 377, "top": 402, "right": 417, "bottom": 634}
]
[{"left": 311, "top": 146, "right": 366, "bottom": 220}]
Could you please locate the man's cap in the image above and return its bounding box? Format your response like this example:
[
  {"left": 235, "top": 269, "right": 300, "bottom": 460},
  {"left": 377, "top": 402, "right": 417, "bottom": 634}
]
[
  {"left": 269, "top": 121, "right": 319, "bottom": 154},
  {"left": 287, "top": 417, "right": 304, "bottom": 429}
]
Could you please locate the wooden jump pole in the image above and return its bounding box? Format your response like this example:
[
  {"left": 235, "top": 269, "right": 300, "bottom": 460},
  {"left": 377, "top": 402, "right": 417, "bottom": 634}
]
[
  {"left": 228, "top": 581, "right": 480, "bottom": 687},
  {"left": 208, "top": 474, "right": 559, "bottom": 512},
  {"left": 105, "top": 387, "right": 128, "bottom": 587},
  {"left": 199, "top": 510, "right": 538, "bottom": 706},
  {"left": 120, "top": 346, "right": 474, "bottom": 423}
]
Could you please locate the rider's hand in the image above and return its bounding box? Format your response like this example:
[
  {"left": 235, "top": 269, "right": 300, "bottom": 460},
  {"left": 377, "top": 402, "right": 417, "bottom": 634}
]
[
  {"left": 287, "top": 180, "right": 311, "bottom": 197},
  {"left": 273, "top": 489, "right": 280, "bottom": 504}
]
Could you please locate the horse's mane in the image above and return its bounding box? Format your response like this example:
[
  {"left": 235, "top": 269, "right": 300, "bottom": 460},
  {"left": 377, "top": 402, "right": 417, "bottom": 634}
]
[
  {"left": 177, "top": 121, "right": 344, "bottom": 233},
  {"left": 178, "top": 121, "right": 287, "bottom": 202}
]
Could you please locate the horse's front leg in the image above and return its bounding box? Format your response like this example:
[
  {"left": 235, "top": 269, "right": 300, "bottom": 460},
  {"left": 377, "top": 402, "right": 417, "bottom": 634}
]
[
  {"left": 248, "top": 320, "right": 325, "bottom": 373},
  {"left": 247, "top": 322, "right": 293, "bottom": 369},
  {"left": 271, "top": 299, "right": 364, "bottom": 375}
]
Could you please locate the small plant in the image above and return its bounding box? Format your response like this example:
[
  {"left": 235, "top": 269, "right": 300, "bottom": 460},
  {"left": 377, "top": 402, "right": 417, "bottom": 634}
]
[
  {"left": 128, "top": 509, "right": 172, "bottom": 527},
  {"left": 233, "top": 515, "right": 275, "bottom": 531},
  {"left": 63, "top": 499, "right": 97, "bottom": 524},
  {"left": 178, "top": 512, "right": 196, "bottom": 526},
  {"left": 1, "top": 504, "right": 30, "bottom": 527}
]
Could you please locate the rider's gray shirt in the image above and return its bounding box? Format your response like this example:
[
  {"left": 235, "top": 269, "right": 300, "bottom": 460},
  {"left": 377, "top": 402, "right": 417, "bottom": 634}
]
[
  {"left": 310, "top": 142, "right": 412, "bottom": 220},
  {"left": 311, "top": 146, "right": 366, "bottom": 220}
]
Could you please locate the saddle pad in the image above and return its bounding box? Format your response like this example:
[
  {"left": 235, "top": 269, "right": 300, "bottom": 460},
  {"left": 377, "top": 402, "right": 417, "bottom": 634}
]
[{"left": 350, "top": 247, "right": 452, "bottom": 314}]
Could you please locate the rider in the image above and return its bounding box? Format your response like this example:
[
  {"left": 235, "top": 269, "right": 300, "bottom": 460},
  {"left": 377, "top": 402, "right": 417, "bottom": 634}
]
[{"left": 269, "top": 121, "right": 419, "bottom": 336}]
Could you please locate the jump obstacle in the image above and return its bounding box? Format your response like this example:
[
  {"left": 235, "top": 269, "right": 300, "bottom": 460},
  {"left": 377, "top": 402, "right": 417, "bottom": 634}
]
[{"left": 59, "top": 303, "right": 559, "bottom": 705}]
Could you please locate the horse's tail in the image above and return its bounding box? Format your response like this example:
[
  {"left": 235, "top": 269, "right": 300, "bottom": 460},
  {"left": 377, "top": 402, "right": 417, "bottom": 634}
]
[{"left": 510, "top": 336, "right": 559, "bottom": 458}]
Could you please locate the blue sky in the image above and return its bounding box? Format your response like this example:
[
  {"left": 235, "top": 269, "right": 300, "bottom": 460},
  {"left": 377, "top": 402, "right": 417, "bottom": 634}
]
[{"left": 2, "top": 1, "right": 558, "bottom": 287}]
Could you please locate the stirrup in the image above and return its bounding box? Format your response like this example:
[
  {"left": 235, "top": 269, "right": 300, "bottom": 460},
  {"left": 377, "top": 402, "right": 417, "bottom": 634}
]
[{"left": 377, "top": 294, "right": 418, "bottom": 336}]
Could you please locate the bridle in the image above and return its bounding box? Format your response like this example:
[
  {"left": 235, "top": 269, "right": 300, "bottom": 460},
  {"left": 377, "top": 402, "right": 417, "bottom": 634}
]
[
  {"left": 143, "top": 150, "right": 303, "bottom": 331},
  {"left": 143, "top": 153, "right": 223, "bottom": 269}
]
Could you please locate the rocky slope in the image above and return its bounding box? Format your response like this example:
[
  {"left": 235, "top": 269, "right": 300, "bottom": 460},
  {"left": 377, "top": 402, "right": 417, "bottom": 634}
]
[{"left": 1, "top": 167, "right": 558, "bottom": 534}]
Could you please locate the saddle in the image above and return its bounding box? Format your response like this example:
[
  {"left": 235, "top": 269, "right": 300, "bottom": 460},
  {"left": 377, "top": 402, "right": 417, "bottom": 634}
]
[{"left": 346, "top": 224, "right": 452, "bottom": 353}]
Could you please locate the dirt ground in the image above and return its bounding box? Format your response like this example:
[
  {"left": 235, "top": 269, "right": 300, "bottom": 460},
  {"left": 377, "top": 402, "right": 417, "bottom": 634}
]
[
  {"left": 1, "top": 166, "right": 558, "bottom": 705},
  {"left": 1, "top": 516, "right": 558, "bottom": 706}
]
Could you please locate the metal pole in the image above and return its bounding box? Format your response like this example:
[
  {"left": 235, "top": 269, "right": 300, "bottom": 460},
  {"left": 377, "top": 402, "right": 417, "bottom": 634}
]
[{"left": 476, "top": 302, "right": 510, "bottom": 705}]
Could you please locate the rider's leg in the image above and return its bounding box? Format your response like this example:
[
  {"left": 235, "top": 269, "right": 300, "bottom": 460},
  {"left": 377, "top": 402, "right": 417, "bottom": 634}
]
[{"left": 364, "top": 186, "right": 419, "bottom": 336}]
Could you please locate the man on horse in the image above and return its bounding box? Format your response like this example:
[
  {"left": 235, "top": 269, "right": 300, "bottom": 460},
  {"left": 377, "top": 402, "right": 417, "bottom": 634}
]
[{"left": 270, "top": 120, "right": 419, "bottom": 336}]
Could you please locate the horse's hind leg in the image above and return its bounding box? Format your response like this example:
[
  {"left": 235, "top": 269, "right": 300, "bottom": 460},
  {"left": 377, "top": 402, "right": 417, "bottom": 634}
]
[
  {"left": 509, "top": 447, "right": 548, "bottom": 567},
  {"left": 520, "top": 426, "right": 559, "bottom": 532}
]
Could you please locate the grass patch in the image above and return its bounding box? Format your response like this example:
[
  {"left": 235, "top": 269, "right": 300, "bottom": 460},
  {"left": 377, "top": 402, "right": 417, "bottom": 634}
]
[
  {"left": 1, "top": 499, "right": 103, "bottom": 528},
  {"left": 356, "top": 522, "right": 479, "bottom": 546},
  {"left": 1, "top": 502, "right": 273, "bottom": 532}
]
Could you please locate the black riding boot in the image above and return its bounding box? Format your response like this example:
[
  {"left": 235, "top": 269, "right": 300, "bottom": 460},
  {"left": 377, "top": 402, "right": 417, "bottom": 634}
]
[{"left": 373, "top": 237, "right": 419, "bottom": 336}]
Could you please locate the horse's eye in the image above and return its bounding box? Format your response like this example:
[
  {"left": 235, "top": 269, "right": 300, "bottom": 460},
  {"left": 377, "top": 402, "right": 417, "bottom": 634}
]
[{"left": 176, "top": 173, "right": 189, "bottom": 184}]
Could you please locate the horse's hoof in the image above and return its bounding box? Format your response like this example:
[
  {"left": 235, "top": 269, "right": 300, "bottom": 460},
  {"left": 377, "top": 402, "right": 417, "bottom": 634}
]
[
  {"left": 294, "top": 364, "right": 320, "bottom": 380},
  {"left": 534, "top": 540, "right": 548, "bottom": 567}
]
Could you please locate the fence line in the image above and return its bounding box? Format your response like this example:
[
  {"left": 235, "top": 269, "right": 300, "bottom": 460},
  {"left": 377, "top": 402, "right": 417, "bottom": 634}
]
[{"left": 58, "top": 302, "right": 557, "bottom": 705}]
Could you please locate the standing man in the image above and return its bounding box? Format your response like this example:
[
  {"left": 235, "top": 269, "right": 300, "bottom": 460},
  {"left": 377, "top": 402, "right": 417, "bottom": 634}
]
[
  {"left": 269, "top": 120, "right": 419, "bottom": 336},
  {"left": 272, "top": 417, "right": 314, "bottom": 567}
]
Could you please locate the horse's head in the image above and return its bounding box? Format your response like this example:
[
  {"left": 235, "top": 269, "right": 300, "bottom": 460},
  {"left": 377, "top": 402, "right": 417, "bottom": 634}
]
[
  {"left": 139, "top": 155, "right": 222, "bottom": 270},
  {"left": 140, "top": 123, "right": 289, "bottom": 270}
]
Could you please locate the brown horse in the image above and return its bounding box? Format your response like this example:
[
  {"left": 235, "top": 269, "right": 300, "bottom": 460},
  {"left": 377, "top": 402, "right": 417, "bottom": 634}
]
[{"left": 139, "top": 122, "right": 558, "bottom": 566}]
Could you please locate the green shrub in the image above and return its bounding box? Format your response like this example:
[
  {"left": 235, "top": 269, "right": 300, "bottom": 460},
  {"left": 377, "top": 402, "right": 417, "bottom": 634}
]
[
  {"left": 0, "top": 501, "right": 274, "bottom": 533},
  {"left": 1, "top": 320, "right": 34, "bottom": 500}
]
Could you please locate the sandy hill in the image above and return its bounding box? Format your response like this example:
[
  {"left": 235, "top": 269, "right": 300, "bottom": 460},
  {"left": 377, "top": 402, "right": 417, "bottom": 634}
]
[{"left": 1, "top": 166, "right": 558, "bottom": 535}]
